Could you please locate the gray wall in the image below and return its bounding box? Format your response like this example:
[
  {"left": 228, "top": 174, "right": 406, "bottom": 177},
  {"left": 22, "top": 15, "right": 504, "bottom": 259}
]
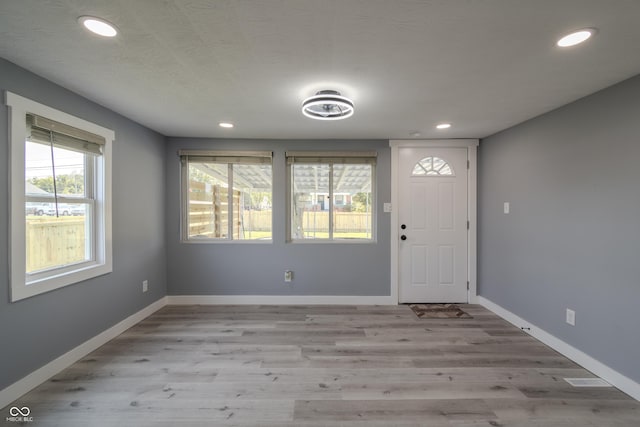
[
  {"left": 165, "top": 138, "right": 391, "bottom": 296},
  {"left": 0, "top": 59, "right": 167, "bottom": 390},
  {"left": 478, "top": 74, "right": 640, "bottom": 383}
]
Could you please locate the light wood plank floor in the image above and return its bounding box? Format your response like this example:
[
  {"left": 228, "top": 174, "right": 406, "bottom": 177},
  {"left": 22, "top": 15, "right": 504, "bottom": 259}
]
[{"left": 4, "top": 304, "right": 639, "bottom": 426}]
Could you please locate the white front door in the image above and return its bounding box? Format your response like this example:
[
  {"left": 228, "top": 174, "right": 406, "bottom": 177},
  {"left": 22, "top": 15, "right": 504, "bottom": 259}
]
[{"left": 398, "top": 147, "right": 468, "bottom": 303}]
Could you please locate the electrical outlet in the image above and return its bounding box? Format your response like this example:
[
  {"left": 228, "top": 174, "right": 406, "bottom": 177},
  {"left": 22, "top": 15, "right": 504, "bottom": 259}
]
[
  {"left": 284, "top": 270, "right": 293, "bottom": 282},
  {"left": 142, "top": 280, "right": 148, "bottom": 293},
  {"left": 566, "top": 308, "right": 575, "bottom": 326}
]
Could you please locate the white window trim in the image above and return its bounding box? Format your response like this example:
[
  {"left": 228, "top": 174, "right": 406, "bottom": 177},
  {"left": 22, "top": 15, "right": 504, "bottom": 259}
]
[{"left": 6, "top": 91, "right": 113, "bottom": 302}]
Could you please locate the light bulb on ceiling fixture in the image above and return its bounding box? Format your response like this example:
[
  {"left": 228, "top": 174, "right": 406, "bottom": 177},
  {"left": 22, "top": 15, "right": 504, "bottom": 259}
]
[
  {"left": 219, "top": 122, "right": 234, "bottom": 128},
  {"left": 302, "top": 90, "right": 354, "bottom": 120},
  {"left": 436, "top": 123, "right": 452, "bottom": 129},
  {"left": 78, "top": 16, "right": 118, "bottom": 37},
  {"left": 557, "top": 28, "right": 596, "bottom": 47}
]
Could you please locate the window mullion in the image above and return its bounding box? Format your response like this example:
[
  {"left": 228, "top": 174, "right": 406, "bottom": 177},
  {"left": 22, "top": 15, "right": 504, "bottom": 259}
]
[
  {"left": 227, "top": 163, "right": 233, "bottom": 240},
  {"left": 87, "top": 199, "right": 95, "bottom": 262},
  {"left": 85, "top": 154, "right": 94, "bottom": 199},
  {"left": 87, "top": 155, "right": 96, "bottom": 262},
  {"left": 328, "top": 163, "right": 334, "bottom": 240},
  {"left": 181, "top": 157, "right": 189, "bottom": 240}
]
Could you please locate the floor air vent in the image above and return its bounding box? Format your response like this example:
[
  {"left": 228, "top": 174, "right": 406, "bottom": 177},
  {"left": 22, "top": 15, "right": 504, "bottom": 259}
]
[{"left": 564, "top": 378, "right": 611, "bottom": 387}]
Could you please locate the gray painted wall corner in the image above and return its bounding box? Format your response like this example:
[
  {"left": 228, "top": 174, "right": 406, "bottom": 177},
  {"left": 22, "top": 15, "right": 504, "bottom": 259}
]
[
  {"left": 478, "top": 73, "right": 640, "bottom": 384},
  {"left": 0, "top": 58, "right": 168, "bottom": 390}
]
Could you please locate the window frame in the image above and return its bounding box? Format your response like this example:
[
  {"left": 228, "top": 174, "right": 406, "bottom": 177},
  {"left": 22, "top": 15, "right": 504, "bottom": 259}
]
[
  {"left": 6, "top": 91, "right": 113, "bottom": 302},
  {"left": 286, "top": 151, "right": 377, "bottom": 243},
  {"left": 179, "top": 150, "right": 274, "bottom": 243}
]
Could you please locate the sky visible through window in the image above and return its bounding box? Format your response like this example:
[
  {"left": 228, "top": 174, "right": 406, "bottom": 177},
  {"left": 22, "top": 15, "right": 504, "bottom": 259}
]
[{"left": 26, "top": 142, "right": 83, "bottom": 179}]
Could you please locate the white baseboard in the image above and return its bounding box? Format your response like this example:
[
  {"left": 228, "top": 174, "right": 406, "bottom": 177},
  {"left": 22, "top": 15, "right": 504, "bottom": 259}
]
[
  {"left": 167, "top": 295, "right": 395, "bottom": 305},
  {"left": 478, "top": 296, "right": 640, "bottom": 401},
  {"left": 0, "top": 297, "right": 168, "bottom": 409}
]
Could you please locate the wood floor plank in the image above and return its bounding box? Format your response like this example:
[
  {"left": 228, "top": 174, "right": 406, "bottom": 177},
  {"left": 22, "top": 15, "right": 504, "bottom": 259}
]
[
  {"left": 485, "top": 397, "right": 640, "bottom": 422},
  {"left": 293, "top": 399, "right": 497, "bottom": 422},
  {"left": 3, "top": 304, "right": 637, "bottom": 426}
]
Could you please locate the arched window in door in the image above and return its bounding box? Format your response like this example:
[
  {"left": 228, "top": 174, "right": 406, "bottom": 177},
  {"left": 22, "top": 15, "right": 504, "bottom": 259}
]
[{"left": 411, "top": 156, "right": 454, "bottom": 176}]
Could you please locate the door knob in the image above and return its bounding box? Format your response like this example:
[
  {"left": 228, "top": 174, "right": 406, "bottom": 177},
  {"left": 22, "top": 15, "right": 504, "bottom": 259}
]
[
  {"left": 401, "top": 224, "right": 406, "bottom": 229},
  {"left": 401, "top": 235, "right": 407, "bottom": 240}
]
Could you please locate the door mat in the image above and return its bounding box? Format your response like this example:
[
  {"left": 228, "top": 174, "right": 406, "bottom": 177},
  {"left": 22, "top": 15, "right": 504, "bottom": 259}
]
[{"left": 408, "top": 303, "right": 472, "bottom": 319}]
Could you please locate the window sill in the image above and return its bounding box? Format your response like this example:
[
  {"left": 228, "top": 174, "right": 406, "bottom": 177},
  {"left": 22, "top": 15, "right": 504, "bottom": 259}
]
[
  {"left": 288, "top": 239, "right": 377, "bottom": 244},
  {"left": 181, "top": 239, "right": 274, "bottom": 244},
  {"left": 12, "top": 262, "right": 112, "bottom": 302}
]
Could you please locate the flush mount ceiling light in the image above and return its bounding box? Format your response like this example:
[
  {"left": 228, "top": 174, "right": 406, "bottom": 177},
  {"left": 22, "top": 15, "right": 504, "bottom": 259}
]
[
  {"left": 78, "top": 16, "right": 118, "bottom": 37},
  {"left": 302, "top": 90, "right": 354, "bottom": 120},
  {"left": 219, "top": 122, "right": 234, "bottom": 128},
  {"left": 557, "top": 28, "right": 596, "bottom": 47},
  {"left": 436, "top": 123, "right": 452, "bottom": 129}
]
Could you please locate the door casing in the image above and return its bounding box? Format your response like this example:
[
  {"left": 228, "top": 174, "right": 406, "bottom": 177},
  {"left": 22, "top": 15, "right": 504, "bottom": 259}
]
[{"left": 390, "top": 139, "right": 478, "bottom": 304}]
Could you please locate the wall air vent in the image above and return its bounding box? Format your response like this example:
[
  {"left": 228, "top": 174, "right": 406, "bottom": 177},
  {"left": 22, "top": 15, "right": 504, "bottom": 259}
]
[{"left": 564, "top": 378, "right": 611, "bottom": 387}]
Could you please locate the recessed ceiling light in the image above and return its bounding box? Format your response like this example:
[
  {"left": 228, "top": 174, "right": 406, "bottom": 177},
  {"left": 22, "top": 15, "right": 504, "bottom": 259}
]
[
  {"left": 302, "top": 90, "right": 354, "bottom": 120},
  {"left": 557, "top": 28, "right": 596, "bottom": 47},
  {"left": 219, "top": 122, "right": 234, "bottom": 128},
  {"left": 436, "top": 123, "right": 451, "bottom": 129},
  {"left": 78, "top": 16, "right": 118, "bottom": 37}
]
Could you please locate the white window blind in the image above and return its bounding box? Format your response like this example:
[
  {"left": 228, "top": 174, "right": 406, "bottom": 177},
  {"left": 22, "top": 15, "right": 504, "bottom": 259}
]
[
  {"left": 179, "top": 150, "right": 272, "bottom": 164},
  {"left": 27, "top": 113, "right": 105, "bottom": 156},
  {"left": 286, "top": 151, "right": 377, "bottom": 165}
]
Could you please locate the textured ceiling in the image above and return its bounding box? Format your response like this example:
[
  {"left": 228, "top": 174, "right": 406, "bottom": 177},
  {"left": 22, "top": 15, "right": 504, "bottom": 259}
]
[{"left": 1, "top": 0, "right": 640, "bottom": 140}]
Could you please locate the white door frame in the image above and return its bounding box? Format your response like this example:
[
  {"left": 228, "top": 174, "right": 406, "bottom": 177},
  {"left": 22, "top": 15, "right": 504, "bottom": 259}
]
[{"left": 390, "top": 139, "right": 479, "bottom": 304}]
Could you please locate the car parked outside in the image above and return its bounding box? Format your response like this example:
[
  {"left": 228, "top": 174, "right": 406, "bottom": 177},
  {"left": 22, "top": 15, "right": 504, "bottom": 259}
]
[
  {"left": 26, "top": 202, "right": 86, "bottom": 216},
  {"left": 26, "top": 202, "right": 51, "bottom": 216}
]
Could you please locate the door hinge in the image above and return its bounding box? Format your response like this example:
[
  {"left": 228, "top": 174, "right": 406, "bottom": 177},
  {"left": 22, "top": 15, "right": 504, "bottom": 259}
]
[
  {"left": 467, "top": 220, "right": 470, "bottom": 230},
  {"left": 467, "top": 160, "right": 470, "bottom": 169},
  {"left": 467, "top": 281, "right": 470, "bottom": 290}
]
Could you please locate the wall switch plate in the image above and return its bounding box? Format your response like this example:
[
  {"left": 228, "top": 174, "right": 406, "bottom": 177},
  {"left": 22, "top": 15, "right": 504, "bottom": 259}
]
[
  {"left": 503, "top": 202, "right": 510, "bottom": 214},
  {"left": 383, "top": 203, "right": 392, "bottom": 213},
  {"left": 142, "top": 280, "right": 148, "bottom": 293},
  {"left": 284, "top": 270, "right": 293, "bottom": 282},
  {"left": 566, "top": 308, "right": 575, "bottom": 326}
]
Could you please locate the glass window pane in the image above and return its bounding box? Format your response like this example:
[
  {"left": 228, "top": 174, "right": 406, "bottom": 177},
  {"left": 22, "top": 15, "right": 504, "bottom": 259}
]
[
  {"left": 333, "top": 164, "right": 372, "bottom": 240},
  {"left": 234, "top": 164, "right": 272, "bottom": 240},
  {"left": 26, "top": 202, "right": 92, "bottom": 274},
  {"left": 412, "top": 164, "right": 427, "bottom": 175},
  {"left": 24, "top": 141, "right": 92, "bottom": 274},
  {"left": 292, "top": 164, "right": 330, "bottom": 239},
  {"left": 433, "top": 157, "right": 445, "bottom": 170},
  {"left": 25, "top": 140, "right": 86, "bottom": 198},
  {"left": 188, "top": 162, "right": 229, "bottom": 239},
  {"left": 412, "top": 157, "right": 454, "bottom": 177}
]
